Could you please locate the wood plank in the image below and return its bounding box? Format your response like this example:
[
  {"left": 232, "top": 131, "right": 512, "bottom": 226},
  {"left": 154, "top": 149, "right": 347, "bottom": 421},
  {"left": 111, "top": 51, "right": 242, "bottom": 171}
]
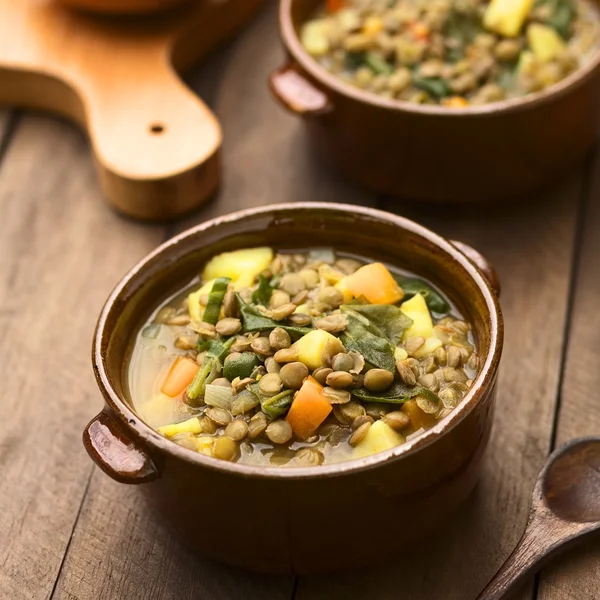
[
  {"left": 296, "top": 174, "right": 583, "bottom": 599},
  {"left": 179, "top": 1, "right": 375, "bottom": 230},
  {"left": 537, "top": 152, "right": 600, "bottom": 600},
  {"left": 52, "top": 3, "right": 374, "bottom": 599},
  {"left": 0, "top": 115, "right": 165, "bottom": 600}
]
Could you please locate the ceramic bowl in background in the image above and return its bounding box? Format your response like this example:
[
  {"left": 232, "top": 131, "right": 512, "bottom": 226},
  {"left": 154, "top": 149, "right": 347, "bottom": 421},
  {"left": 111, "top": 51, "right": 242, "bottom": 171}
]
[{"left": 270, "top": 0, "right": 600, "bottom": 201}]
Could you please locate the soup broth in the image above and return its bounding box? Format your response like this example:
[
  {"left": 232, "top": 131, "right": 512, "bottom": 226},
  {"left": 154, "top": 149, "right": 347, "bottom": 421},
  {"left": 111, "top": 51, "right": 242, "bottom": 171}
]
[{"left": 128, "top": 247, "right": 479, "bottom": 467}]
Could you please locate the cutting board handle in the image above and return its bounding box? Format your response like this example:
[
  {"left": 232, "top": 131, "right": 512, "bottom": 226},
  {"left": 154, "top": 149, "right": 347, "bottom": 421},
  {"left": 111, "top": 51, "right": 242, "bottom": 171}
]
[{"left": 79, "top": 55, "right": 221, "bottom": 219}]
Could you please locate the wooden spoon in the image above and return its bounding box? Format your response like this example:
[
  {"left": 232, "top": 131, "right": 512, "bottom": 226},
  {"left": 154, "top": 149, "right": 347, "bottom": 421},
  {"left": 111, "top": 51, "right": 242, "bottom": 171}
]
[{"left": 477, "top": 437, "right": 600, "bottom": 600}]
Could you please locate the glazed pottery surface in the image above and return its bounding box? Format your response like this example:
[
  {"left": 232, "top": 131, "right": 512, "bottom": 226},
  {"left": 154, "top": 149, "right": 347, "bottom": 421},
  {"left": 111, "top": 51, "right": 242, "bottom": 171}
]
[{"left": 85, "top": 203, "right": 503, "bottom": 573}]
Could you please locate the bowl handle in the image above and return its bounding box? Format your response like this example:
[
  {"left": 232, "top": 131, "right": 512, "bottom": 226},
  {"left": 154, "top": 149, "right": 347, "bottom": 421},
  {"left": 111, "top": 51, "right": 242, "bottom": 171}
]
[
  {"left": 269, "top": 63, "right": 333, "bottom": 116},
  {"left": 83, "top": 409, "right": 159, "bottom": 484},
  {"left": 451, "top": 240, "right": 501, "bottom": 297}
]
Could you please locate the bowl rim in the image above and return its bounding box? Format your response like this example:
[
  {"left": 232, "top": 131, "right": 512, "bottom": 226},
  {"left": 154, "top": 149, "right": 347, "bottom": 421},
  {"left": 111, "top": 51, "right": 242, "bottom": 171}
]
[
  {"left": 93, "top": 202, "right": 503, "bottom": 480},
  {"left": 279, "top": 0, "right": 600, "bottom": 117}
]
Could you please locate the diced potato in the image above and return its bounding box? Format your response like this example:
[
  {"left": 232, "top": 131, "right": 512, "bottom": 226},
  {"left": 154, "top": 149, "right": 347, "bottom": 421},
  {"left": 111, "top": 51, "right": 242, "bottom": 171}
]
[
  {"left": 517, "top": 50, "right": 537, "bottom": 75},
  {"left": 301, "top": 19, "right": 331, "bottom": 56},
  {"left": 401, "top": 294, "right": 433, "bottom": 339},
  {"left": 412, "top": 336, "right": 443, "bottom": 359},
  {"left": 394, "top": 346, "right": 408, "bottom": 361},
  {"left": 295, "top": 304, "right": 311, "bottom": 315},
  {"left": 527, "top": 23, "right": 566, "bottom": 62},
  {"left": 353, "top": 420, "right": 404, "bottom": 458},
  {"left": 187, "top": 278, "right": 215, "bottom": 322},
  {"left": 335, "top": 277, "right": 354, "bottom": 303},
  {"left": 196, "top": 436, "right": 215, "bottom": 456},
  {"left": 484, "top": 0, "right": 534, "bottom": 37},
  {"left": 138, "top": 394, "right": 180, "bottom": 429},
  {"left": 318, "top": 264, "right": 345, "bottom": 284},
  {"left": 202, "top": 247, "right": 273, "bottom": 286},
  {"left": 158, "top": 417, "right": 202, "bottom": 438},
  {"left": 292, "top": 329, "right": 345, "bottom": 370}
]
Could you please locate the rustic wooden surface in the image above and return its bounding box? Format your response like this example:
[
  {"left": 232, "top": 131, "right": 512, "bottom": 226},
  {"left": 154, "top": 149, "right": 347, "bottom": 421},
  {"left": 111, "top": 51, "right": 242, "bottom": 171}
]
[{"left": 0, "top": 2, "right": 598, "bottom": 599}]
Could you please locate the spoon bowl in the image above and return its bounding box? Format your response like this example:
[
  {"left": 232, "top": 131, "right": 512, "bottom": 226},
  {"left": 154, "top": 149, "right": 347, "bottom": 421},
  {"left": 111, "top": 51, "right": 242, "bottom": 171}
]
[
  {"left": 543, "top": 439, "right": 600, "bottom": 523},
  {"left": 477, "top": 437, "right": 600, "bottom": 600}
]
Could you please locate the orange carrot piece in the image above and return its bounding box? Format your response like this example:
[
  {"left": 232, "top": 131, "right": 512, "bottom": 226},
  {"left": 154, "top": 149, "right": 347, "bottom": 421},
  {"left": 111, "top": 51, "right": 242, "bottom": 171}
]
[
  {"left": 286, "top": 377, "right": 332, "bottom": 439},
  {"left": 410, "top": 22, "right": 430, "bottom": 41},
  {"left": 443, "top": 96, "right": 469, "bottom": 108},
  {"left": 161, "top": 356, "right": 199, "bottom": 397},
  {"left": 345, "top": 262, "right": 404, "bottom": 305},
  {"left": 326, "top": 0, "right": 347, "bottom": 12}
]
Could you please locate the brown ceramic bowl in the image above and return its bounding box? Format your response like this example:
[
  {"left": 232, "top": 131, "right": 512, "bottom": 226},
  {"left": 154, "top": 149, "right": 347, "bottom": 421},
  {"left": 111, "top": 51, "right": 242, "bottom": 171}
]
[
  {"left": 84, "top": 203, "right": 503, "bottom": 574},
  {"left": 270, "top": 0, "right": 600, "bottom": 201}
]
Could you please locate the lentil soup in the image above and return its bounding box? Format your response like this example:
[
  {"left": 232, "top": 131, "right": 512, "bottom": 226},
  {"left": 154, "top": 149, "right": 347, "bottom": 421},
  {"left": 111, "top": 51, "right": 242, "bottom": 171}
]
[
  {"left": 128, "top": 247, "right": 479, "bottom": 467},
  {"left": 300, "top": 0, "right": 600, "bottom": 106}
]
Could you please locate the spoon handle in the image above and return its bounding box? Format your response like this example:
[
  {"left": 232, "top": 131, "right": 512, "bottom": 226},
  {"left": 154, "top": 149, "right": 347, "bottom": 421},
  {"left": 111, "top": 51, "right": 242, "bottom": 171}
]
[
  {"left": 476, "top": 525, "right": 547, "bottom": 600},
  {"left": 477, "top": 516, "right": 597, "bottom": 600}
]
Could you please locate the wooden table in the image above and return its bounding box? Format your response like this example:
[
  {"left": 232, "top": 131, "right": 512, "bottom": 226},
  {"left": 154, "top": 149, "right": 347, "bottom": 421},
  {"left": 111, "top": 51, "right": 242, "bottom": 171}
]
[{"left": 1, "top": 3, "right": 599, "bottom": 599}]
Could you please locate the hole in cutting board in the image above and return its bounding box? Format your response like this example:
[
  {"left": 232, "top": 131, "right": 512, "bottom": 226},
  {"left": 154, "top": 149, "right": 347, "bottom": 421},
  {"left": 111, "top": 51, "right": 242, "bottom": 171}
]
[{"left": 149, "top": 123, "right": 166, "bottom": 135}]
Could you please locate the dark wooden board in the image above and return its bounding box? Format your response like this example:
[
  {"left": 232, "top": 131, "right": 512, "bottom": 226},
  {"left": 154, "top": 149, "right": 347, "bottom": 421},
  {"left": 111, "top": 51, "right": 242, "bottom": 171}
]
[{"left": 537, "top": 151, "right": 600, "bottom": 600}]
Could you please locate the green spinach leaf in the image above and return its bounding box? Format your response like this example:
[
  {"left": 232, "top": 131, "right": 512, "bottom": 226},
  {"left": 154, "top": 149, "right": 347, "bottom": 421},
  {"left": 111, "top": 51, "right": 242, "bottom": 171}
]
[
  {"left": 248, "top": 383, "right": 294, "bottom": 419},
  {"left": 251, "top": 274, "right": 274, "bottom": 306},
  {"left": 341, "top": 304, "right": 412, "bottom": 345},
  {"left": 237, "top": 295, "right": 313, "bottom": 336},
  {"left": 352, "top": 382, "right": 440, "bottom": 405},
  {"left": 340, "top": 315, "right": 396, "bottom": 372}
]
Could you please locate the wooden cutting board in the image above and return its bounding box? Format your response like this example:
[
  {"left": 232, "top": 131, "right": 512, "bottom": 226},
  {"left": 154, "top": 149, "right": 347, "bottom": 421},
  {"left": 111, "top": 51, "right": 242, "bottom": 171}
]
[{"left": 0, "top": 0, "right": 265, "bottom": 220}]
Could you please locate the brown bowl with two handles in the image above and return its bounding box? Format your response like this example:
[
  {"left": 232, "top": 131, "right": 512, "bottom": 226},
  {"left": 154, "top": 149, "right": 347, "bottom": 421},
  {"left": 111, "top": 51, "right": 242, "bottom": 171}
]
[
  {"left": 270, "top": 0, "right": 600, "bottom": 201},
  {"left": 84, "top": 203, "right": 503, "bottom": 573}
]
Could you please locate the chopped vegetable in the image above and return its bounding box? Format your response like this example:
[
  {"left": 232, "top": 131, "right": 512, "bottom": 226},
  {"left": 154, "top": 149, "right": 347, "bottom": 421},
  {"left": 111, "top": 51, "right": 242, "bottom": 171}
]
[
  {"left": 546, "top": 0, "right": 576, "bottom": 38},
  {"left": 301, "top": 19, "right": 331, "bottom": 56},
  {"left": 412, "top": 336, "right": 443, "bottom": 359},
  {"left": 396, "top": 277, "right": 450, "bottom": 314},
  {"left": 400, "top": 294, "right": 434, "bottom": 339},
  {"left": 158, "top": 417, "right": 202, "bottom": 438},
  {"left": 402, "top": 398, "right": 437, "bottom": 430},
  {"left": 202, "top": 247, "right": 273, "bottom": 285},
  {"left": 286, "top": 377, "right": 332, "bottom": 439},
  {"left": 335, "top": 277, "right": 354, "bottom": 303},
  {"left": 352, "top": 381, "right": 439, "bottom": 405},
  {"left": 237, "top": 295, "right": 313, "bottom": 336},
  {"left": 223, "top": 352, "right": 261, "bottom": 381},
  {"left": 341, "top": 303, "right": 413, "bottom": 345},
  {"left": 412, "top": 75, "right": 451, "bottom": 98},
  {"left": 364, "top": 52, "right": 394, "bottom": 74},
  {"left": 249, "top": 384, "right": 295, "bottom": 420},
  {"left": 252, "top": 274, "right": 274, "bottom": 306},
  {"left": 203, "top": 277, "right": 230, "bottom": 325},
  {"left": 344, "top": 262, "right": 404, "bottom": 305},
  {"left": 292, "top": 329, "right": 345, "bottom": 370},
  {"left": 326, "top": 0, "right": 346, "bottom": 11},
  {"left": 527, "top": 23, "right": 567, "bottom": 60},
  {"left": 484, "top": 0, "right": 535, "bottom": 37},
  {"left": 161, "top": 356, "right": 199, "bottom": 397},
  {"left": 187, "top": 278, "right": 215, "bottom": 322},
  {"left": 204, "top": 384, "right": 233, "bottom": 409},
  {"left": 341, "top": 313, "right": 396, "bottom": 372},
  {"left": 353, "top": 420, "right": 404, "bottom": 458}
]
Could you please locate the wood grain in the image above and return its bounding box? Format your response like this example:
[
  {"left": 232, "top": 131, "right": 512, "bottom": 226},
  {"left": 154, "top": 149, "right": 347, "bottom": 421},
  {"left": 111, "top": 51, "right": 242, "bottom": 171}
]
[
  {"left": 537, "top": 151, "right": 600, "bottom": 600},
  {"left": 296, "top": 177, "right": 583, "bottom": 599},
  {"left": 50, "top": 4, "right": 362, "bottom": 599},
  {"left": 0, "top": 115, "right": 165, "bottom": 600},
  {"left": 0, "top": 0, "right": 265, "bottom": 219}
]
